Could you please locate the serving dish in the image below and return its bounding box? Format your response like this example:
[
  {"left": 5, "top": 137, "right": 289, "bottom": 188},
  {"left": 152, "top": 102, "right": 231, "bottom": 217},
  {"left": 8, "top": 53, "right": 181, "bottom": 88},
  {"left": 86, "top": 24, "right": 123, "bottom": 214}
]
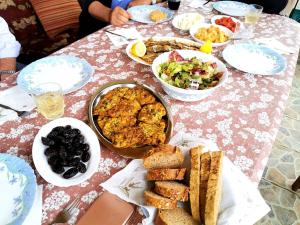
[
  {"left": 222, "top": 43, "right": 286, "bottom": 75},
  {"left": 0, "top": 153, "right": 37, "bottom": 225},
  {"left": 126, "top": 37, "right": 201, "bottom": 66},
  {"left": 172, "top": 13, "right": 204, "bottom": 32},
  {"left": 152, "top": 50, "right": 228, "bottom": 101},
  {"left": 32, "top": 117, "right": 100, "bottom": 187},
  {"left": 127, "top": 5, "right": 173, "bottom": 24},
  {"left": 212, "top": 1, "right": 251, "bottom": 17},
  {"left": 189, "top": 23, "right": 233, "bottom": 47},
  {"left": 211, "top": 15, "right": 243, "bottom": 33},
  {"left": 17, "top": 55, "right": 94, "bottom": 94},
  {"left": 88, "top": 80, "right": 173, "bottom": 158}
]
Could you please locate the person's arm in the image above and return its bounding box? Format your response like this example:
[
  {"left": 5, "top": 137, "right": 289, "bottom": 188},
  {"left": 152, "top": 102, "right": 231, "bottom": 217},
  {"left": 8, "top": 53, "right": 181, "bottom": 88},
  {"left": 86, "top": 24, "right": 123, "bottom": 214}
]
[{"left": 88, "top": 1, "right": 131, "bottom": 26}]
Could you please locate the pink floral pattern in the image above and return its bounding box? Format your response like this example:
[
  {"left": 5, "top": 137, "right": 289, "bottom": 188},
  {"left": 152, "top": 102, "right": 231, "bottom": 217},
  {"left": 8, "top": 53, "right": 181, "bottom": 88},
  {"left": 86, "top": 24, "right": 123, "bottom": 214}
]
[{"left": 1, "top": 2, "right": 300, "bottom": 224}]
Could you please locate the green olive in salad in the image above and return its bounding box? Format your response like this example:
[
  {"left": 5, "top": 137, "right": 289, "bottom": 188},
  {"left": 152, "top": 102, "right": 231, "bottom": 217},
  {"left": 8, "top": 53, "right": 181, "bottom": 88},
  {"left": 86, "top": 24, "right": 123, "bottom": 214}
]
[{"left": 158, "top": 51, "right": 224, "bottom": 90}]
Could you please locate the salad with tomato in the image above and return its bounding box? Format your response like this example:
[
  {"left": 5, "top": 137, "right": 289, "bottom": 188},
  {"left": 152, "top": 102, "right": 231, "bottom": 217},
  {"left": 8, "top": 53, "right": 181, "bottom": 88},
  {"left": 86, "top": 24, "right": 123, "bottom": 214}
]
[{"left": 215, "top": 17, "right": 240, "bottom": 32}]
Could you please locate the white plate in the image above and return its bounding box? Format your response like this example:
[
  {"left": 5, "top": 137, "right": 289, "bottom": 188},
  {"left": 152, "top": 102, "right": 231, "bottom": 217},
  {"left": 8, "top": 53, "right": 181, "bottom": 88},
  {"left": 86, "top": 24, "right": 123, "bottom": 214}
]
[
  {"left": 32, "top": 117, "right": 100, "bottom": 187},
  {"left": 211, "top": 15, "right": 243, "bottom": 32},
  {"left": 213, "top": 1, "right": 251, "bottom": 17},
  {"left": 126, "top": 37, "right": 201, "bottom": 66},
  {"left": 152, "top": 50, "right": 228, "bottom": 101},
  {"left": 172, "top": 13, "right": 204, "bottom": 32},
  {"left": 189, "top": 23, "right": 233, "bottom": 47}
]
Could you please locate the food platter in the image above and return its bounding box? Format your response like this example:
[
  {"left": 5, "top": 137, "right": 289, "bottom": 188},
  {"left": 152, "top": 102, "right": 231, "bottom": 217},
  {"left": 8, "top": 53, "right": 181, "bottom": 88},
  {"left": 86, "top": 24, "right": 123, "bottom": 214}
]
[
  {"left": 172, "top": 13, "right": 204, "bottom": 32},
  {"left": 222, "top": 43, "right": 286, "bottom": 75},
  {"left": 126, "top": 37, "right": 201, "bottom": 66},
  {"left": 211, "top": 15, "right": 243, "bottom": 33},
  {"left": 127, "top": 5, "right": 174, "bottom": 24},
  {"left": 88, "top": 80, "right": 173, "bottom": 158},
  {"left": 17, "top": 55, "right": 94, "bottom": 94},
  {"left": 212, "top": 1, "right": 251, "bottom": 17}
]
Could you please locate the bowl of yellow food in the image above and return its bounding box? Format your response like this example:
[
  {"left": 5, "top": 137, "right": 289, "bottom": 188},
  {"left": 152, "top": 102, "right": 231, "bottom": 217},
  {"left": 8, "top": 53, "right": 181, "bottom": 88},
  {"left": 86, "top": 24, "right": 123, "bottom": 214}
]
[{"left": 189, "top": 23, "right": 233, "bottom": 47}]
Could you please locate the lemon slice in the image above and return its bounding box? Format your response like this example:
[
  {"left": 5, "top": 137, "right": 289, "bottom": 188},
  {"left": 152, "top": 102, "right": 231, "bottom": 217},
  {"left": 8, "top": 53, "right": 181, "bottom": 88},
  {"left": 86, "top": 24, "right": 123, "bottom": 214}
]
[
  {"left": 200, "top": 40, "right": 213, "bottom": 54},
  {"left": 131, "top": 41, "right": 147, "bottom": 57}
]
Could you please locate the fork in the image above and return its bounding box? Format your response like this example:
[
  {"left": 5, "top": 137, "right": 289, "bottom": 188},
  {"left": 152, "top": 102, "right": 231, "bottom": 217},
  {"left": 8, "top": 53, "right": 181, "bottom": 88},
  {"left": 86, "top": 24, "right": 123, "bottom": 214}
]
[
  {"left": 0, "top": 103, "right": 31, "bottom": 117},
  {"left": 50, "top": 196, "right": 81, "bottom": 225},
  {"left": 105, "top": 30, "right": 137, "bottom": 41}
]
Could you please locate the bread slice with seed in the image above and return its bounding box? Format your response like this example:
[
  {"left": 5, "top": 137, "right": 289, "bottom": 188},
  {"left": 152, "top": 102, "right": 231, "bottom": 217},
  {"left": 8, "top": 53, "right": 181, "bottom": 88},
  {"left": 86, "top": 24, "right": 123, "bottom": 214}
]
[
  {"left": 189, "top": 146, "right": 203, "bottom": 223},
  {"left": 155, "top": 208, "right": 198, "bottom": 225},
  {"left": 204, "top": 151, "right": 224, "bottom": 225},
  {"left": 143, "top": 144, "right": 184, "bottom": 169},
  {"left": 147, "top": 168, "right": 186, "bottom": 181},
  {"left": 144, "top": 190, "right": 177, "bottom": 209},
  {"left": 154, "top": 181, "right": 189, "bottom": 201},
  {"left": 199, "top": 151, "right": 212, "bottom": 222}
]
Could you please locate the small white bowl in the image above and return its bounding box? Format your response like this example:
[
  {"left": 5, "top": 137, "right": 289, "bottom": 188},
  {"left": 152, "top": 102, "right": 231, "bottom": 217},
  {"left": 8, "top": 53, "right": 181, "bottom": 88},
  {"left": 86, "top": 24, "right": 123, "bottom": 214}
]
[
  {"left": 32, "top": 117, "right": 100, "bottom": 187},
  {"left": 172, "top": 13, "right": 205, "bottom": 32},
  {"left": 189, "top": 23, "right": 233, "bottom": 47},
  {"left": 211, "top": 15, "right": 243, "bottom": 33},
  {"left": 151, "top": 50, "right": 228, "bottom": 102}
]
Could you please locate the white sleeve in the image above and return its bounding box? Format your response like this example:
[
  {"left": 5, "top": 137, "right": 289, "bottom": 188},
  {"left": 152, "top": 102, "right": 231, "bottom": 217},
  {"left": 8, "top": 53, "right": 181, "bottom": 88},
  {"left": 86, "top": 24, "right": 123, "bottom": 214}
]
[{"left": 0, "top": 17, "right": 21, "bottom": 58}]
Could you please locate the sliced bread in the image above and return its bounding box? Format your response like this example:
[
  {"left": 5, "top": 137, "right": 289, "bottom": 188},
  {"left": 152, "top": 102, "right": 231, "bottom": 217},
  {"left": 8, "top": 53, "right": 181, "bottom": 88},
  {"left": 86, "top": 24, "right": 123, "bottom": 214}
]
[
  {"left": 154, "top": 181, "right": 189, "bottom": 201},
  {"left": 204, "top": 151, "right": 224, "bottom": 225},
  {"left": 189, "top": 146, "right": 203, "bottom": 222},
  {"left": 155, "top": 208, "right": 198, "bottom": 225},
  {"left": 147, "top": 168, "right": 186, "bottom": 181},
  {"left": 199, "top": 152, "right": 212, "bottom": 222},
  {"left": 143, "top": 144, "right": 184, "bottom": 169},
  {"left": 144, "top": 190, "right": 177, "bottom": 209}
]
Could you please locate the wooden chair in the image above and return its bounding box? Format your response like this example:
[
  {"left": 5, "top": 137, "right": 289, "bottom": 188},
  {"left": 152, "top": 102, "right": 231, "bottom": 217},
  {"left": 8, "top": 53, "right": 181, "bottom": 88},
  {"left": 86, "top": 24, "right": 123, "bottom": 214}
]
[
  {"left": 292, "top": 176, "right": 300, "bottom": 191},
  {"left": 280, "top": 0, "right": 299, "bottom": 16}
]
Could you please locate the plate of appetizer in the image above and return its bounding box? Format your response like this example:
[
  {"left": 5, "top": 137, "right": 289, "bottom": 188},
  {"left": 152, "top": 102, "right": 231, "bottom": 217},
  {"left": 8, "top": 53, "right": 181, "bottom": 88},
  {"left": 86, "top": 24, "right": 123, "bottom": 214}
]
[
  {"left": 211, "top": 15, "right": 243, "bottom": 33},
  {"left": 152, "top": 50, "right": 228, "bottom": 101},
  {"left": 190, "top": 23, "right": 233, "bottom": 47},
  {"left": 126, "top": 37, "right": 201, "bottom": 66},
  {"left": 127, "top": 5, "right": 173, "bottom": 24},
  {"left": 172, "top": 13, "right": 204, "bottom": 32},
  {"left": 88, "top": 80, "right": 173, "bottom": 158},
  {"left": 32, "top": 117, "right": 100, "bottom": 187}
]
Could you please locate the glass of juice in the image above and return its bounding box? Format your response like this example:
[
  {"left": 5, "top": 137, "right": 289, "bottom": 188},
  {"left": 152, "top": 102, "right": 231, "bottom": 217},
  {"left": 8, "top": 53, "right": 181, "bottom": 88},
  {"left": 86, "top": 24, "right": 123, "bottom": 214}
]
[
  {"left": 32, "top": 82, "right": 64, "bottom": 120},
  {"left": 244, "top": 4, "right": 263, "bottom": 37},
  {"left": 168, "top": 0, "right": 181, "bottom": 10}
]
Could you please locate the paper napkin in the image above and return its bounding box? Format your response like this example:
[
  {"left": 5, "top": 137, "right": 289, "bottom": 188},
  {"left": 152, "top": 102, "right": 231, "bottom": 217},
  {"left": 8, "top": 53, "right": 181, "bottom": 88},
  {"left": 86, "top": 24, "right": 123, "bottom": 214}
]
[
  {"left": 0, "top": 85, "right": 35, "bottom": 124},
  {"left": 189, "top": 0, "right": 213, "bottom": 10},
  {"left": 101, "top": 132, "right": 270, "bottom": 225},
  {"left": 254, "top": 38, "right": 296, "bottom": 55},
  {"left": 23, "top": 185, "right": 43, "bottom": 225},
  {"left": 105, "top": 27, "right": 142, "bottom": 47}
]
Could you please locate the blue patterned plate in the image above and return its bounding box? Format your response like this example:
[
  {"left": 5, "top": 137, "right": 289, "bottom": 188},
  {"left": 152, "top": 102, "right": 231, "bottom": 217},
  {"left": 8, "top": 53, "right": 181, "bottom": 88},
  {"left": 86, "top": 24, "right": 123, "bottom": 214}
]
[
  {"left": 0, "top": 154, "right": 37, "bottom": 225},
  {"left": 222, "top": 43, "right": 286, "bottom": 75},
  {"left": 213, "top": 1, "right": 251, "bottom": 17},
  {"left": 127, "top": 5, "right": 174, "bottom": 24},
  {"left": 17, "top": 55, "right": 94, "bottom": 94}
]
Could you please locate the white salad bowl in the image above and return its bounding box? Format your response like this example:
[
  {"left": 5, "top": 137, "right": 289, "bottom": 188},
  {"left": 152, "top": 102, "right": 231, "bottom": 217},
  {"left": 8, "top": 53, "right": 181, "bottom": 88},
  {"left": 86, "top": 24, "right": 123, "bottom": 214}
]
[
  {"left": 172, "top": 13, "right": 205, "bottom": 32},
  {"left": 151, "top": 50, "right": 228, "bottom": 102}
]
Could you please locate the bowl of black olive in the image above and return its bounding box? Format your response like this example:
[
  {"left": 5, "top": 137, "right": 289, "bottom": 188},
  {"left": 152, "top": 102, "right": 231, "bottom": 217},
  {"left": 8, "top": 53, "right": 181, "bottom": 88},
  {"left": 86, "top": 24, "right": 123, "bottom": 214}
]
[{"left": 32, "top": 117, "right": 100, "bottom": 187}]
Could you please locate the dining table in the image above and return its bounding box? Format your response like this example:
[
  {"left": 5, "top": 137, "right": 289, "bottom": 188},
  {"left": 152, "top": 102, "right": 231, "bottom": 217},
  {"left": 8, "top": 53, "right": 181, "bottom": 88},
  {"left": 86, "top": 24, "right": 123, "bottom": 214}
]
[{"left": 1, "top": 0, "right": 300, "bottom": 224}]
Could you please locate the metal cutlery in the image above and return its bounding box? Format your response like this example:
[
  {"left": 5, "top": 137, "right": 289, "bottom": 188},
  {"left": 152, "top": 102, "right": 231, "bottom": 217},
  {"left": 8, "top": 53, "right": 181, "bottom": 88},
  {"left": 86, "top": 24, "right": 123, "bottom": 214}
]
[
  {"left": 50, "top": 196, "right": 81, "bottom": 225},
  {"left": 105, "top": 30, "right": 137, "bottom": 41},
  {"left": 0, "top": 103, "right": 30, "bottom": 117},
  {"left": 203, "top": 0, "right": 212, "bottom": 5}
]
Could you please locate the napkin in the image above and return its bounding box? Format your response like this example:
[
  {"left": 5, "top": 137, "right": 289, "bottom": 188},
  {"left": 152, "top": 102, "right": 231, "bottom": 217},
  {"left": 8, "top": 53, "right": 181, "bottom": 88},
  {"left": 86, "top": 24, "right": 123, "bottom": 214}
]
[
  {"left": 105, "top": 27, "right": 142, "bottom": 47},
  {"left": 0, "top": 85, "right": 35, "bottom": 124},
  {"left": 101, "top": 132, "right": 270, "bottom": 225},
  {"left": 189, "top": 0, "right": 213, "bottom": 10},
  {"left": 23, "top": 185, "right": 43, "bottom": 225},
  {"left": 254, "top": 38, "right": 296, "bottom": 55}
]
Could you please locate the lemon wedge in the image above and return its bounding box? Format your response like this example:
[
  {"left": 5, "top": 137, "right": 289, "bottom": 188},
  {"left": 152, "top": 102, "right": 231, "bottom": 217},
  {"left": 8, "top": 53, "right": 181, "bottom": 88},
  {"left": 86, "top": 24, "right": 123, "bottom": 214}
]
[
  {"left": 200, "top": 40, "right": 213, "bottom": 54},
  {"left": 131, "top": 41, "right": 147, "bottom": 57}
]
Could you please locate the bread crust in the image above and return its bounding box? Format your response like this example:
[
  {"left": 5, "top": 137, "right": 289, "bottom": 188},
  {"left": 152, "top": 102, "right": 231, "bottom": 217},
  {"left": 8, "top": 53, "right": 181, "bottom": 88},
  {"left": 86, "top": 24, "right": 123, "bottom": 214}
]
[
  {"left": 189, "top": 146, "right": 203, "bottom": 222},
  {"left": 154, "top": 181, "right": 189, "bottom": 201},
  {"left": 144, "top": 191, "right": 177, "bottom": 209},
  {"left": 204, "top": 151, "right": 224, "bottom": 225},
  {"left": 147, "top": 168, "right": 186, "bottom": 181}
]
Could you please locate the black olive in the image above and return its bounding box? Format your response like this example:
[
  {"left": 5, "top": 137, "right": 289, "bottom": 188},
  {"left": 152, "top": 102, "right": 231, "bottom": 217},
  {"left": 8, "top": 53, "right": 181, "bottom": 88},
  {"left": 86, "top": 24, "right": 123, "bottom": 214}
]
[
  {"left": 73, "top": 140, "right": 81, "bottom": 147},
  {"left": 52, "top": 126, "right": 64, "bottom": 134},
  {"left": 77, "top": 162, "right": 87, "bottom": 173},
  {"left": 41, "top": 137, "right": 55, "bottom": 146},
  {"left": 77, "top": 134, "right": 84, "bottom": 144},
  {"left": 81, "top": 151, "right": 90, "bottom": 162},
  {"left": 74, "top": 150, "right": 83, "bottom": 156},
  {"left": 68, "top": 157, "right": 81, "bottom": 166},
  {"left": 48, "top": 155, "right": 61, "bottom": 167},
  {"left": 65, "top": 125, "right": 71, "bottom": 130},
  {"left": 58, "top": 148, "right": 67, "bottom": 159},
  {"left": 47, "top": 131, "right": 58, "bottom": 140},
  {"left": 51, "top": 165, "right": 65, "bottom": 174},
  {"left": 81, "top": 143, "right": 90, "bottom": 152},
  {"left": 63, "top": 168, "right": 78, "bottom": 179},
  {"left": 44, "top": 147, "right": 57, "bottom": 157},
  {"left": 72, "top": 128, "right": 81, "bottom": 135}
]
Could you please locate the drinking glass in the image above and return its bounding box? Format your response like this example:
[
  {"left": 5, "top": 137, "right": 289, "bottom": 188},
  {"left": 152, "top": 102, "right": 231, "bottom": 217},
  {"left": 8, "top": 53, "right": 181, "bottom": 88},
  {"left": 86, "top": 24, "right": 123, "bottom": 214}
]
[
  {"left": 244, "top": 4, "right": 263, "bottom": 36},
  {"left": 168, "top": 0, "right": 181, "bottom": 10},
  {"left": 32, "top": 82, "right": 64, "bottom": 120}
]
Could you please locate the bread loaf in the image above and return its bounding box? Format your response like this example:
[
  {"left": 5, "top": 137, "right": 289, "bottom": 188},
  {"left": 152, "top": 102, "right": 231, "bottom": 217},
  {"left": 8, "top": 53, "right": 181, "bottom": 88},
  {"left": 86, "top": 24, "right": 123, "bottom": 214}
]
[
  {"left": 144, "top": 190, "right": 177, "bottom": 209},
  {"left": 147, "top": 168, "right": 186, "bottom": 181},
  {"left": 155, "top": 208, "right": 198, "bottom": 225},
  {"left": 154, "top": 181, "right": 189, "bottom": 201},
  {"left": 143, "top": 144, "right": 184, "bottom": 169}
]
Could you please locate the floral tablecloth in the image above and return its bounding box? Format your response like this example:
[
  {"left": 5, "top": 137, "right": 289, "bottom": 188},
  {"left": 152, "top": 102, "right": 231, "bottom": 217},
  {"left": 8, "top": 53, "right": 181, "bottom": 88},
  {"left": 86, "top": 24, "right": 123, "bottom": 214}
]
[{"left": 1, "top": 1, "right": 300, "bottom": 224}]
